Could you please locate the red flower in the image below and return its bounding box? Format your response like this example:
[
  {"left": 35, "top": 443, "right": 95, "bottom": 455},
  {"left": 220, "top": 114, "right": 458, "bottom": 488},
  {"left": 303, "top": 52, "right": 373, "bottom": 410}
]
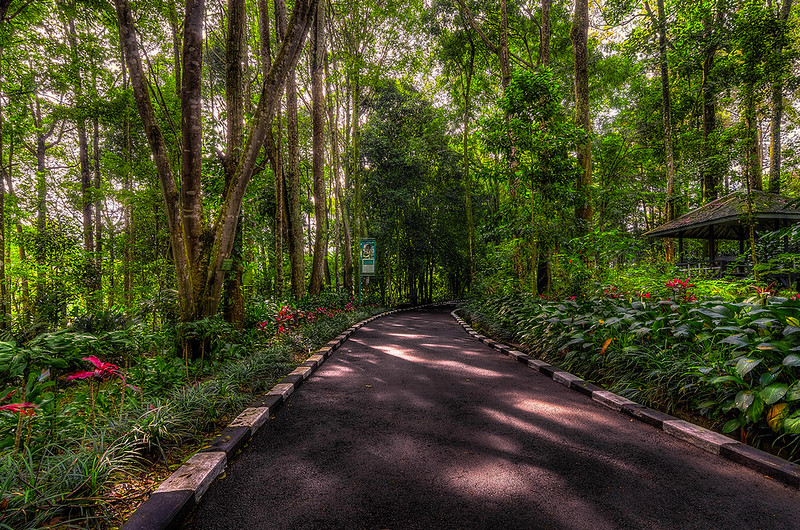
[
  {"left": 0, "top": 402, "right": 38, "bottom": 415},
  {"left": 66, "top": 356, "right": 121, "bottom": 381}
]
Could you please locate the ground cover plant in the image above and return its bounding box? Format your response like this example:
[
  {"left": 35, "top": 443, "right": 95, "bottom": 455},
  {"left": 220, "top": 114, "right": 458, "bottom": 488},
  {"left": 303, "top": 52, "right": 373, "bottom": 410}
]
[
  {"left": 462, "top": 278, "right": 800, "bottom": 463},
  {"left": 0, "top": 298, "right": 384, "bottom": 529}
]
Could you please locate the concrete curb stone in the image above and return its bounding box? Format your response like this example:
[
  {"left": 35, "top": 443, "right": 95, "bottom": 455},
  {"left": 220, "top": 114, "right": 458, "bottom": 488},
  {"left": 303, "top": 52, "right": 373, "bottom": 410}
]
[
  {"left": 120, "top": 490, "right": 195, "bottom": 530},
  {"left": 450, "top": 308, "right": 800, "bottom": 490},
  {"left": 197, "top": 426, "right": 251, "bottom": 458}
]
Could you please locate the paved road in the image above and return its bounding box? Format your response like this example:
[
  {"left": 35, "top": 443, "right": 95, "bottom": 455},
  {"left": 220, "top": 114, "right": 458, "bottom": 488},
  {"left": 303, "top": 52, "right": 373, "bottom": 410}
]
[{"left": 185, "top": 308, "right": 800, "bottom": 529}]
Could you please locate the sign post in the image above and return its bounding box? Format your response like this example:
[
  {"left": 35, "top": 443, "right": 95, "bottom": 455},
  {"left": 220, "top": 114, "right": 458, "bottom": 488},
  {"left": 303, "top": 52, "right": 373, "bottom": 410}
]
[{"left": 359, "top": 238, "right": 376, "bottom": 305}]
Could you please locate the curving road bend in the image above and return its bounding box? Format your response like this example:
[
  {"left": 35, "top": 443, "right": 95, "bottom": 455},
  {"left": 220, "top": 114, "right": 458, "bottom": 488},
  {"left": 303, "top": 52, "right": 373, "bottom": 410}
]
[{"left": 185, "top": 307, "right": 800, "bottom": 530}]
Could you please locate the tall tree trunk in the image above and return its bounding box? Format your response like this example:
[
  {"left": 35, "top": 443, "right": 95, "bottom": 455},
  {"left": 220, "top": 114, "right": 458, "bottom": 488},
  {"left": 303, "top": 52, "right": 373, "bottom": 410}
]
[
  {"left": 93, "top": 118, "right": 103, "bottom": 302},
  {"left": 224, "top": 0, "right": 246, "bottom": 326},
  {"left": 646, "top": 0, "right": 676, "bottom": 260},
  {"left": 460, "top": 36, "right": 476, "bottom": 285},
  {"left": 258, "top": 0, "right": 285, "bottom": 298},
  {"left": 308, "top": 1, "right": 327, "bottom": 295},
  {"left": 701, "top": 41, "right": 719, "bottom": 202},
  {"left": 276, "top": 0, "right": 306, "bottom": 299},
  {"left": 326, "top": 56, "right": 352, "bottom": 293},
  {"left": 352, "top": 73, "right": 365, "bottom": 240},
  {"left": 571, "top": 0, "right": 592, "bottom": 227},
  {"left": 768, "top": 0, "right": 793, "bottom": 194},
  {"left": 744, "top": 88, "right": 762, "bottom": 192},
  {"left": 540, "top": 0, "right": 551, "bottom": 67},
  {"left": 120, "top": 42, "right": 134, "bottom": 309},
  {"left": 66, "top": 14, "right": 99, "bottom": 309}
]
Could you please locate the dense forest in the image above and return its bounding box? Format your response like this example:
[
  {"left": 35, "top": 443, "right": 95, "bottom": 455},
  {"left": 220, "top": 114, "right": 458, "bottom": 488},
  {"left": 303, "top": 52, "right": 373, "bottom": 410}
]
[
  {"left": 0, "top": 0, "right": 795, "bottom": 326},
  {"left": 0, "top": 0, "right": 799, "bottom": 526}
]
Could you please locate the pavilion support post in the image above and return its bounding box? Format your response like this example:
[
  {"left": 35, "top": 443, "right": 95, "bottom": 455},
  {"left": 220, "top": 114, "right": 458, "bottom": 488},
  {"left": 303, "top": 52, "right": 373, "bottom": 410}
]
[
  {"left": 678, "top": 235, "right": 684, "bottom": 264},
  {"left": 709, "top": 225, "right": 717, "bottom": 265}
]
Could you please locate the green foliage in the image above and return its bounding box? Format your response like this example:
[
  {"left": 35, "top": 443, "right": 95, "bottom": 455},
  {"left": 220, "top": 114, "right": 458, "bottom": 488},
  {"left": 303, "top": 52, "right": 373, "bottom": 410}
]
[
  {"left": 464, "top": 286, "right": 800, "bottom": 461},
  {"left": 0, "top": 301, "right": 386, "bottom": 528}
]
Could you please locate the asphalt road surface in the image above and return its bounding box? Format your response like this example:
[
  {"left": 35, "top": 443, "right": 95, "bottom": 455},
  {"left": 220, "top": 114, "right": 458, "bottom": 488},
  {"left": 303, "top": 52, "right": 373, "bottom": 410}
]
[{"left": 185, "top": 307, "right": 800, "bottom": 530}]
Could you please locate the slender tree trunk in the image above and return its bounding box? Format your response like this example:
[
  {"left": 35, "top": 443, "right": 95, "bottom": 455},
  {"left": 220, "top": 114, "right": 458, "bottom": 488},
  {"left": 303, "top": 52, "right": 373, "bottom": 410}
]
[
  {"left": 259, "top": 0, "right": 285, "bottom": 298},
  {"left": 224, "top": 0, "right": 246, "bottom": 326},
  {"left": 540, "top": 0, "right": 551, "bottom": 67},
  {"left": 121, "top": 43, "right": 134, "bottom": 309},
  {"left": 352, "top": 73, "right": 364, "bottom": 240},
  {"left": 326, "top": 54, "right": 352, "bottom": 293},
  {"left": 647, "top": 0, "right": 676, "bottom": 260},
  {"left": 461, "top": 39, "right": 476, "bottom": 285},
  {"left": 744, "top": 87, "right": 762, "bottom": 192},
  {"left": 701, "top": 42, "right": 719, "bottom": 202},
  {"left": 66, "top": 15, "right": 99, "bottom": 309},
  {"left": 768, "top": 0, "right": 793, "bottom": 194},
  {"left": 571, "top": 0, "right": 592, "bottom": 227},
  {"left": 93, "top": 118, "right": 103, "bottom": 302},
  {"left": 275, "top": 0, "right": 306, "bottom": 299},
  {"left": 308, "top": 1, "right": 327, "bottom": 295}
]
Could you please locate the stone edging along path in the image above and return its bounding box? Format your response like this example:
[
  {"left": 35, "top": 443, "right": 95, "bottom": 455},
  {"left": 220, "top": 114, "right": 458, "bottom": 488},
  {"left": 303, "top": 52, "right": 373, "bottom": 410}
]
[
  {"left": 121, "top": 306, "right": 426, "bottom": 530},
  {"left": 451, "top": 309, "right": 800, "bottom": 491}
]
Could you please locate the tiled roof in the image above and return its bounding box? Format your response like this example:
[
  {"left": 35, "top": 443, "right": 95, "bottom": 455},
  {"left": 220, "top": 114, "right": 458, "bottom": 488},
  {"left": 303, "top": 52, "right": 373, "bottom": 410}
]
[{"left": 644, "top": 190, "right": 800, "bottom": 240}]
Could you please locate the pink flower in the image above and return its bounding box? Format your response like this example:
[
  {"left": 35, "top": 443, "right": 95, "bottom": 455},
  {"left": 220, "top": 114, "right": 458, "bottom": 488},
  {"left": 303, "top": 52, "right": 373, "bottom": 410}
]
[
  {"left": 0, "top": 402, "right": 38, "bottom": 415},
  {"left": 66, "top": 356, "right": 121, "bottom": 381}
]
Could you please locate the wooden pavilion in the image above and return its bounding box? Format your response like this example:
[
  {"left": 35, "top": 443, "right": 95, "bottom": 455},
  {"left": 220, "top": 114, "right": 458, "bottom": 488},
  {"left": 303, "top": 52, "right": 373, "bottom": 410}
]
[{"left": 644, "top": 190, "right": 800, "bottom": 273}]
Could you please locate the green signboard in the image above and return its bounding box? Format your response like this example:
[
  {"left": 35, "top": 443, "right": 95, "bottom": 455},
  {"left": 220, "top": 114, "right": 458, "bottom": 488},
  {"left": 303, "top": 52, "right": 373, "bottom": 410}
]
[{"left": 360, "top": 238, "right": 376, "bottom": 276}]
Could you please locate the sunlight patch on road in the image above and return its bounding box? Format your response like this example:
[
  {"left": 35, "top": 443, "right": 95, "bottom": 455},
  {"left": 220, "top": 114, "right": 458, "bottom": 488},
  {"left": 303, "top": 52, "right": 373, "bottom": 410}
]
[
  {"left": 375, "top": 344, "right": 506, "bottom": 378},
  {"left": 385, "top": 332, "right": 434, "bottom": 340}
]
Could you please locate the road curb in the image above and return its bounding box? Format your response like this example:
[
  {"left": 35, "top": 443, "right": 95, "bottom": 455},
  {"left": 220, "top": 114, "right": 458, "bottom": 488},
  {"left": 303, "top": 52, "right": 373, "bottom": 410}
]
[
  {"left": 120, "top": 306, "right": 420, "bottom": 530},
  {"left": 450, "top": 309, "right": 800, "bottom": 490}
]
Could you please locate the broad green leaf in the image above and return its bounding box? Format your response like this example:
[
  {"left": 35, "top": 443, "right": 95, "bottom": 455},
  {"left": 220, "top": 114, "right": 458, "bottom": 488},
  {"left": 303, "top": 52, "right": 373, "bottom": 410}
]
[
  {"left": 783, "top": 354, "right": 800, "bottom": 366},
  {"left": 734, "top": 390, "right": 755, "bottom": 411},
  {"left": 760, "top": 371, "right": 778, "bottom": 387},
  {"left": 720, "top": 334, "right": 749, "bottom": 348},
  {"left": 748, "top": 397, "right": 764, "bottom": 423},
  {"left": 787, "top": 316, "right": 800, "bottom": 327},
  {"left": 786, "top": 381, "right": 800, "bottom": 401},
  {"left": 735, "top": 357, "right": 761, "bottom": 378},
  {"left": 760, "top": 384, "right": 788, "bottom": 405},
  {"left": 783, "top": 325, "right": 800, "bottom": 336},
  {"left": 722, "top": 418, "right": 741, "bottom": 433},
  {"left": 783, "top": 412, "right": 800, "bottom": 434}
]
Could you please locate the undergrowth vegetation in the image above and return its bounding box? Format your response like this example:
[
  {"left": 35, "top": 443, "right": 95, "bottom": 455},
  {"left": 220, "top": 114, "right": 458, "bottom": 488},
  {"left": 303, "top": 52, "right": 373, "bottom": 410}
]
[
  {"left": 0, "top": 297, "right": 384, "bottom": 529},
  {"left": 462, "top": 279, "right": 800, "bottom": 463}
]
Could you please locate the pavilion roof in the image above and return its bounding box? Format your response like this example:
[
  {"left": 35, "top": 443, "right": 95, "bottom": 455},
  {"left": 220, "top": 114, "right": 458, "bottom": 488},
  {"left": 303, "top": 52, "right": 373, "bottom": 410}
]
[{"left": 644, "top": 190, "right": 800, "bottom": 240}]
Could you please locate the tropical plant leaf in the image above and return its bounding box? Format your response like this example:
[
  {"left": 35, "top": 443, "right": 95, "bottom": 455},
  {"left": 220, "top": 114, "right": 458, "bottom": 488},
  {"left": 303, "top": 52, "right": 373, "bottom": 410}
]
[
  {"left": 722, "top": 418, "right": 741, "bottom": 433},
  {"left": 734, "top": 390, "right": 755, "bottom": 411},
  {"left": 786, "top": 381, "right": 800, "bottom": 401},
  {"left": 783, "top": 354, "right": 800, "bottom": 367},
  {"left": 760, "top": 383, "right": 788, "bottom": 405},
  {"left": 783, "top": 411, "right": 800, "bottom": 434},
  {"left": 720, "top": 334, "right": 749, "bottom": 348},
  {"left": 748, "top": 397, "right": 764, "bottom": 423},
  {"left": 735, "top": 357, "right": 761, "bottom": 378},
  {"left": 767, "top": 403, "right": 788, "bottom": 431}
]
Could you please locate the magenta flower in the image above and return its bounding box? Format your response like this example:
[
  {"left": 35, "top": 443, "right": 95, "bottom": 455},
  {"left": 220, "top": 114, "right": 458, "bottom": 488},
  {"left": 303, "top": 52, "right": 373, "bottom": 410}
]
[
  {"left": 66, "top": 356, "right": 121, "bottom": 381},
  {"left": 0, "top": 402, "right": 38, "bottom": 415}
]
